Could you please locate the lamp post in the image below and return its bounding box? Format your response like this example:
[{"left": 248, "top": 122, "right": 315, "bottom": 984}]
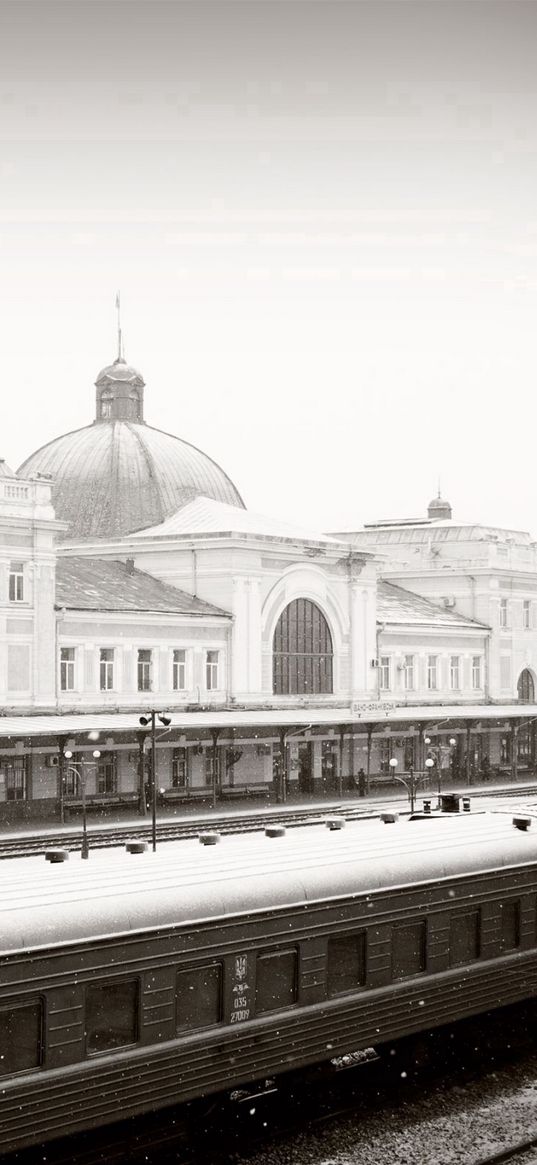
[
  {"left": 63, "top": 749, "right": 101, "bottom": 859},
  {"left": 139, "top": 712, "right": 172, "bottom": 852},
  {"left": 390, "top": 759, "right": 421, "bottom": 813},
  {"left": 424, "top": 735, "right": 457, "bottom": 806}
]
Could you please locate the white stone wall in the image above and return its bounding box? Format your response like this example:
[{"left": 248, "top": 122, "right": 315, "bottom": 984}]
[
  {"left": 0, "top": 474, "right": 60, "bottom": 710},
  {"left": 57, "top": 613, "right": 231, "bottom": 709}
]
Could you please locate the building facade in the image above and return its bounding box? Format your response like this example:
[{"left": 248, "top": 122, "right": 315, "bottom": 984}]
[{"left": 0, "top": 356, "right": 535, "bottom": 823}]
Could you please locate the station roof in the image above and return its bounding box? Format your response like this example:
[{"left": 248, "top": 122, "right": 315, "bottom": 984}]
[
  {"left": 1, "top": 812, "right": 536, "bottom": 954},
  {"left": 55, "top": 557, "right": 229, "bottom": 617},
  {"left": 127, "top": 496, "right": 352, "bottom": 548},
  {"left": 377, "top": 581, "right": 487, "bottom": 629}
]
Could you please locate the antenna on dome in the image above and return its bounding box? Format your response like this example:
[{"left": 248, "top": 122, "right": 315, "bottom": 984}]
[{"left": 115, "top": 291, "right": 123, "bottom": 361}]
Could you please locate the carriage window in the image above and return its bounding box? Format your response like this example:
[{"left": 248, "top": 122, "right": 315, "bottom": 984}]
[
  {"left": 0, "top": 1000, "right": 42, "bottom": 1076},
  {"left": 256, "top": 950, "right": 297, "bottom": 1013},
  {"left": 86, "top": 980, "right": 138, "bottom": 1054},
  {"left": 328, "top": 933, "right": 366, "bottom": 995},
  {"left": 449, "top": 911, "right": 480, "bottom": 966},
  {"left": 500, "top": 900, "right": 520, "bottom": 951},
  {"left": 176, "top": 964, "right": 222, "bottom": 1031},
  {"left": 392, "top": 922, "right": 426, "bottom": 979}
]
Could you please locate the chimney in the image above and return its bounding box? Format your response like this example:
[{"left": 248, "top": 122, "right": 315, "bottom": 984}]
[{"left": 126, "top": 558, "right": 135, "bottom": 575}]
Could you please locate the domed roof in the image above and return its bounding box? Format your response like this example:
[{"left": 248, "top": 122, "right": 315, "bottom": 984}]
[
  {"left": 95, "top": 357, "right": 145, "bottom": 387},
  {"left": 427, "top": 494, "right": 452, "bottom": 521},
  {"left": 18, "top": 354, "right": 245, "bottom": 541}
]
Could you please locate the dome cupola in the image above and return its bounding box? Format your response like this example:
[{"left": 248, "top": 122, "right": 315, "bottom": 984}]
[
  {"left": 95, "top": 357, "right": 145, "bottom": 423},
  {"left": 427, "top": 493, "right": 452, "bottom": 521}
]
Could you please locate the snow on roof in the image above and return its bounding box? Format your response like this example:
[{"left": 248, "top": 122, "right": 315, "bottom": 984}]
[
  {"left": 55, "top": 557, "right": 229, "bottom": 617},
  {"left": 1, "top": 813, "right": 534, "bottom": 954},
  {"left": 131, "top": 496, "right": 349, "bottom": 546},
  {"left": 377, "top": 580, "right": 487, "bottom": 628}
]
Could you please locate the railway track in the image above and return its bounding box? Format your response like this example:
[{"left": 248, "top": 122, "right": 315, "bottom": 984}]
[
  {"left": 0, "top": 803, "right": 368, "bottom": 858},
  {"left": 475, "top": 1140, "right": 537, "bottom": 1164},
  {"left": 2, "top": 783, "right": 537, "bottom": 860}
]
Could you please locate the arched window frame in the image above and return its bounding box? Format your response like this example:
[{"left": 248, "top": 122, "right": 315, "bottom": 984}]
[
  {"left": 273, "top": 598, "right": 333, "bottom": 695},
  {"left": 100, "top": 393, "right": 113, "bottom": 419},
  {"left": 517, "top": 668, "right": 535, "bottom": 704}
]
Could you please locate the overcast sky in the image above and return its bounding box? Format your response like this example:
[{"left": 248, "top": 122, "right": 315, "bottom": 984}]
[{"left": 1, "top": 0, "right": 537, "bottom": 533}]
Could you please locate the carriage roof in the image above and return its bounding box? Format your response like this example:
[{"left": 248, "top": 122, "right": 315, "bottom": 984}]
[{"left": 1, "top": 812, "right": 536, "bottom": 955}]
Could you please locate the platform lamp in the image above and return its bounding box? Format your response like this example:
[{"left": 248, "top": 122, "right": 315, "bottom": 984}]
[
  {"left": 139, "top": 712, "right": 172, "bottom": 852},
  {"left": 63, "top": 749, "right": 101, "bottom": 860},
  {"left": 424, "top": 736, "right": 457, "bottom": 805}
]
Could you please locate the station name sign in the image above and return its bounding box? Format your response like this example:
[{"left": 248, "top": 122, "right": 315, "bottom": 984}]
[{"left": 351, "top": 701, "right": 399, "bottom": 716}]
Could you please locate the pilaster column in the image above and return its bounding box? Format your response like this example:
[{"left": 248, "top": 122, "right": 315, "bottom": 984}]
[{"left": 231, "top": 576, "right": 248, "bottom": 697}]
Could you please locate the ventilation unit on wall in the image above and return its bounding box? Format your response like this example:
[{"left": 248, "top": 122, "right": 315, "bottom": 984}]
[{"left": 45, "top": 755, "right": 59, "bottom": 768}]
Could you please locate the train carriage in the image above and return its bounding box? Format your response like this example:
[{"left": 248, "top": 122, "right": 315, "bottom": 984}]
[{"left": 2, "top": 808, "right": 537, "bottom": 1155}]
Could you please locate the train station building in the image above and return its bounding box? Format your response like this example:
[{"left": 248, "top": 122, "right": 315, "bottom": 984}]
[{"left": 0, "top": 349, "right": 536, "bottom": 821}]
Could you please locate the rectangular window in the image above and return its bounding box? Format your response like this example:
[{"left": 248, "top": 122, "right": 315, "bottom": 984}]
[
  {"left": 96, "top": 753, "right": 117, "bottom": 795},
  {"left": 206, "top": 650, "right": 219, "bottom": 691},
  {"left": 1, "top": 757, "right": 28, "bottom": 802},
  {"left": 172, "top": 747, "right": 188, "bottom": 789},
  {"left": 137, "top": 648, "right": 152, "bottom": 692},
  {"left": 321, "top": 740, "right": 338, "bottom": 783},
  {"left": 449, "top": 911, "right": 480, "bottom": 966},
  {"left": 379, "top": 656, "right": 391, "bottom": 691},
  {"left": 392, "top": 922, "right": 426, "bottom": 979},
  {"left": 204, "top": 750, "right": 218, "bottom": 787},
  {"left": 450, "top": 656, "right": 460, "bottom": 690},
  {"left": 99, "top": 648, "right": 114, "bottom": 691},
  {"left": 379, "top": 739, "right": 392, "bottom": 774},
  {"left": 328, "top": 934, "right": 366, "bottom": 996},
  {"left": 500, "top": 598, "right": 508, "bottom": 628},
  {"left": 403, "top": 654, "right": 414, "bottom": 691},
  {"left": 524, "top": 600, "right": 531, "bottom": 630},
  {"left": 427, "top": 656, "right": 438, "bottom": 691},
  {"left": 472, "top": 655, "right": 482, "bottom": 690},
  {"left": 499, "top": 900, "right": 520, "bottom": 952},
  {"left": 500, "top": 735, "right": 511, "bottom": 765},
  {"left": 60, "top": 647, "right": 76, "bottom": 692},
  {"left": 0, "top": 1001, "right": 42, "bottom": 1076},
  {"left": 173, "top": 648, "right": 187, "bottom": 691},
  {"left": 8, "top": 561, "right": 24, "bottom": 602},
  {"left": 176, "top": 964, "right": 222, "bottom": 1032},
  {"left": 257, "top": 950, "right": 297, "bottom": 1013},
  {"left": 86, "top": 980, "right": 138, "bottom": 1054}
]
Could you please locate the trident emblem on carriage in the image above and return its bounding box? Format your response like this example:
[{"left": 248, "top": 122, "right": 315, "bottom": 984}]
[{"left": 235, "top": 955, "right": 247, "bottom": 981}]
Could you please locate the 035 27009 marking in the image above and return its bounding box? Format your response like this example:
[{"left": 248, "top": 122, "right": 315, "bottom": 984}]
[{"left": 230, "top": 1009, "right": 250, "bottom": 1023}]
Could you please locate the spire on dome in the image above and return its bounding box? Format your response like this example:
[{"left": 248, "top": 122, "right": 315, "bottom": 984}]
[{"left": 115, "top": 290, "right": 123, "bottom": 362}]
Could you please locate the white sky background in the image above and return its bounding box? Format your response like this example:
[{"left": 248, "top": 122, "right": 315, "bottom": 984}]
[{"left": 1, "top": 0, "right": 536, "bottom": 533}]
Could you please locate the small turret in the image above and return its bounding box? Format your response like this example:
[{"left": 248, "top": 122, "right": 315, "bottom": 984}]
[{"left": 427, "top": 493, "right": 452, "bottom": 521}]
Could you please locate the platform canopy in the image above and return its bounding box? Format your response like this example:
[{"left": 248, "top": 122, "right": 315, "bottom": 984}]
[{"left": 0, "top": 703, "right": 536, "bottom": 740}]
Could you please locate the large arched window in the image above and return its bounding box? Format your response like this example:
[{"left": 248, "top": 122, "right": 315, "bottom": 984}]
[
  {"left": 518, "top": 669, "right": 535, "bottom": 704},
  {"left": 273, "top": 599, "right": 333, "bottom": 695}
]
